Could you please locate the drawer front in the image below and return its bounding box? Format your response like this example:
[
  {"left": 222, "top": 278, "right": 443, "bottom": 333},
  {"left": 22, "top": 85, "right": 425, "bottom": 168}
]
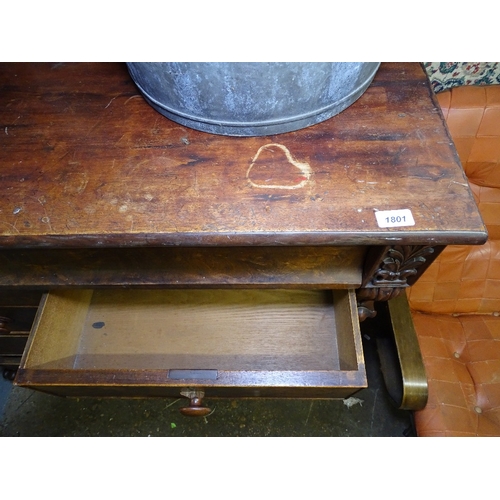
[
  {"left": 0, "top": 246, "right": 364, "bottom": 289},
  {"left": 0, "top": 290, "right": 42, "bottom": 369},
  {"left": 15, "top": 288, "right": 366, "bottom": 403}
]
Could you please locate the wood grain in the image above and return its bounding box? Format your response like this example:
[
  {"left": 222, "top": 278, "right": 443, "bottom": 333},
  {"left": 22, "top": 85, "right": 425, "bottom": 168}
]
[
  {"left": 24, "top": 289, "right": 343, "bottom": 371},
  {"left": 0, "top": 246, "right": 364, "bottom": 288},
  {"left": 0, "top": 63, "right": 487, "bottom": 248},
  {"left": 15, "top": 288, "right": 367, "bottom": 398}
]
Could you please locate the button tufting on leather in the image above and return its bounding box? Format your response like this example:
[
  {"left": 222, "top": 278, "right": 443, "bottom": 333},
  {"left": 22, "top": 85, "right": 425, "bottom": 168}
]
[{"left": 410, "top": 85, "right": 500, "bottom": 437}]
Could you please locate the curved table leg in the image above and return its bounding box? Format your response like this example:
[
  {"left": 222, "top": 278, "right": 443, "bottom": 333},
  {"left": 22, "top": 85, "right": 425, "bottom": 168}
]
[{"left": 381, "top": 293, "right": 427, "bottom": 411}]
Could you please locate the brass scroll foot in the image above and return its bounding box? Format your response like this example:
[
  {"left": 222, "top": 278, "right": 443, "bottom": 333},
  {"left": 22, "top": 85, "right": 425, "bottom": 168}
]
[{"left": 376, "top": 293, "right": 428, "bottom": 411}]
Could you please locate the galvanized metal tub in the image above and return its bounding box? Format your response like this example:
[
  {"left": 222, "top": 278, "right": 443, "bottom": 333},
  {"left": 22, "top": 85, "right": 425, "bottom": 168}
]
[{"left": 126, "top": 62, "right": 380, "bottom": 136}]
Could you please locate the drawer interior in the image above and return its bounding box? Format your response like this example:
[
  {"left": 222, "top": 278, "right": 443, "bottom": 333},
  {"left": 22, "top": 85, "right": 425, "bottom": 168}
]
[{"left": 16, "top": 288, "right": 366, "bottom": 398}]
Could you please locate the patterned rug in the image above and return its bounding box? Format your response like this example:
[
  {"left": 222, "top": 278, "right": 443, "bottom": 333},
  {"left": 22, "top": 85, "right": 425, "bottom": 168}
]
[{"left": 423, "top": 62, "right": 500, "bottom": 92}]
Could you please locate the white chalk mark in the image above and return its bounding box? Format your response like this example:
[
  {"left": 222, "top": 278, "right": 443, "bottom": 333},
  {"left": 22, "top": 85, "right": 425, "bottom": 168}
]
[
  {"left": 124, "top": 95, "right": 142, "bottom": 105},
  {"left": 104, "top": 96, "right": 118, "bottom": 109},
  {"left": 246, "top": 143, "right": 312, "bottom": 190}
]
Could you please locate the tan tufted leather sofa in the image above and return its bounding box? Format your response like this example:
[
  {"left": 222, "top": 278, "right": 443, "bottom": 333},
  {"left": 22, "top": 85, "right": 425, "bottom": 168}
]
[{"left": 407, "top": 85, "right": 500, "bottom": 436}]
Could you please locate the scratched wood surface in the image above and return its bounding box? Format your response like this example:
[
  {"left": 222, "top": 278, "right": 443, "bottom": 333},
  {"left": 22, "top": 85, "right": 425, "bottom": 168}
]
[{"left": 0, "top": 63, "right": 487, "bottom": 248}]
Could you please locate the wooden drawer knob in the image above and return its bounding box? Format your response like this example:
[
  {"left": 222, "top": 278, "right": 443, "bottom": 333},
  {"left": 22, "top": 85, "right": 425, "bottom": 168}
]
[{"left": 179, "top": 389, "right": 211, "bottom": 417}]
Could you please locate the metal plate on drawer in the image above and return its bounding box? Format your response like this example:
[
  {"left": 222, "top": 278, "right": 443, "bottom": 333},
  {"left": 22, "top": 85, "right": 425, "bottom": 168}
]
[{"left": 168, "top": 370, "right": 218, "bottom": 380}]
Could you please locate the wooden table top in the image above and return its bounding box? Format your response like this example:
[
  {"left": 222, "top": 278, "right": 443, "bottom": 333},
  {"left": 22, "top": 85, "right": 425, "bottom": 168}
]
[{"left": 0, "top": 62, "right": 487, "bottom": 248}]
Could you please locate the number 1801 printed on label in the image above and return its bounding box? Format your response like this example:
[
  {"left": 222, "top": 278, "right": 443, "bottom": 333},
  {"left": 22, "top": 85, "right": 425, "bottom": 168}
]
[{"left": 375, "top": 209, "right": 415, "bottom": 228}]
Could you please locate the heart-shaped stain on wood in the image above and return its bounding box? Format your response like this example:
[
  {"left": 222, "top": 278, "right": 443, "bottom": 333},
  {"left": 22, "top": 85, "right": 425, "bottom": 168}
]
[{"left": 246, "top": 143, "right": 312, "bottom": 189}]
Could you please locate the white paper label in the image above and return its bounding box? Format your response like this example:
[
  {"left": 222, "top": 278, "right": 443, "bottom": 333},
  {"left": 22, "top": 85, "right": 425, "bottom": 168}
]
[{"left": 375, "top": 209, "right": 415, "bottom": 228}]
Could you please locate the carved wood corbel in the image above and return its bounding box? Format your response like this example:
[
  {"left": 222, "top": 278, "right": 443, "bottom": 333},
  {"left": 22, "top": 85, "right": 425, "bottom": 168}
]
[{"left": 357, "top": 245, "right": 442, "bottom": 321}]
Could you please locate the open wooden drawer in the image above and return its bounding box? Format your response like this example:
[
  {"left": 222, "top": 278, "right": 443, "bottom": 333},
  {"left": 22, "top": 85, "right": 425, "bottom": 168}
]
[{"left": 15, "top": 288, "right": 366, "bottom": 415}]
